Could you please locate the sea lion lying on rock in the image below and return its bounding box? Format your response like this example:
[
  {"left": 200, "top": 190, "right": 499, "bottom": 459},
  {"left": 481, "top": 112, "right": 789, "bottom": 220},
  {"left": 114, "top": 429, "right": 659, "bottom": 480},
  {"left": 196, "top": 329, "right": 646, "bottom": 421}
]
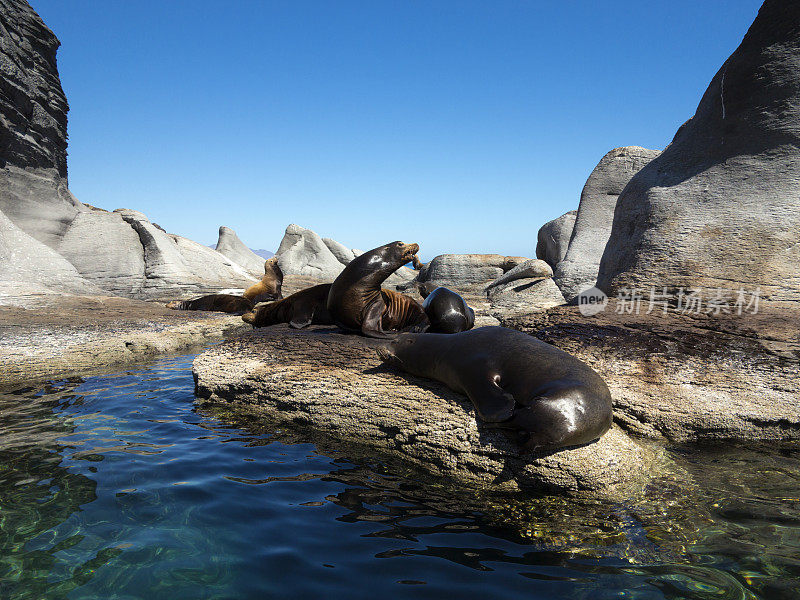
[
  {"left": 166, "top": 294, "right": 254, "bottom": 315},
  {"left": 243, "top": 257, "right": 283, "bottom": 303},
  {"left": 421, "top": 286, "right": 475, "bottom": 334},
  {"left": 377, "top": 326, "right": 613, "bottom": 452},
  {"left": 327, "top": 241, "right": 429, "bottom": 338},
  {"left": 242, "top": 284, "right": 334, "bottom": 329}
]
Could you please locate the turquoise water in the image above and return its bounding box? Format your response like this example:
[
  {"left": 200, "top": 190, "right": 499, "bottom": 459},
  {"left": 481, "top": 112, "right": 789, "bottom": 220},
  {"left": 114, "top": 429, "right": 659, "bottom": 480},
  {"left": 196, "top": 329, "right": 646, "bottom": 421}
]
[{"left": 1, "top": 354, "right": 799, "bottom": 599}]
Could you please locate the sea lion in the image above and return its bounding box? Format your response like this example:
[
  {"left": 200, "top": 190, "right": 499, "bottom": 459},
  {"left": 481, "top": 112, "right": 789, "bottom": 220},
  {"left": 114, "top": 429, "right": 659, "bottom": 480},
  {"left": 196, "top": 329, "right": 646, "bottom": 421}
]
[
  {"left": 243, "top": 257, "right": 283, "bottom": 303},
  {"left": 166, "top": 294, "right": 253, "bottom": 315},
  {"left": 242, "top": 284, "right": 333, "bottom": 329},
  {"left": 421, "top": 286, "right": 475, "bottom": 334},
  {"left": 376, "top": 326, "right": 613, "bottom": 452},
  {"left": 327, "top": 241, "right": 430, "bottom": 338}
]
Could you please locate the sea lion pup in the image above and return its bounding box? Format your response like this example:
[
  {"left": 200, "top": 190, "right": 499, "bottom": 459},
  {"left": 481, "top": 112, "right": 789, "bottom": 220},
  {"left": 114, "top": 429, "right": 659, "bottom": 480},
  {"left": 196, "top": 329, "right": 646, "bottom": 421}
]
[
  {"left": 243, "top": 257, "right": 283, "bottom": 303},
  {"left": 376, "top": 326, "right": 613, "bottom": 452},
  {"left": 166, "top": 294, "right": 254, "bottom": 315},
  {"left": 242, "top": 284, "right": 333, "bottom": 329},
  {"left": 421, "top": 286, "right": 475, "bottom": 334},
  {"left": 327, "top": 241, "right": 430, "bottom": 338}
]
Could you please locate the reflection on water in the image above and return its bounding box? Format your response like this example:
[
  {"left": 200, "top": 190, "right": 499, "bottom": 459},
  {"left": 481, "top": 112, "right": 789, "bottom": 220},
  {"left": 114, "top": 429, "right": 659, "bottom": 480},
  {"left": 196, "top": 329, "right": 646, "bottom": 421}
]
[{"left": 0, "top": 355, "right": 798, "bottom": 599}]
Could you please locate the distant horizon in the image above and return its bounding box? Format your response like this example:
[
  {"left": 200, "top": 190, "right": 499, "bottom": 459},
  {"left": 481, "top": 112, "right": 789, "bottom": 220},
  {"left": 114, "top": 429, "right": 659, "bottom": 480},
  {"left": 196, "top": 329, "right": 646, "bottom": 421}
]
[{"left": 31, "top": 0, "right": 763, "bottom": 258}]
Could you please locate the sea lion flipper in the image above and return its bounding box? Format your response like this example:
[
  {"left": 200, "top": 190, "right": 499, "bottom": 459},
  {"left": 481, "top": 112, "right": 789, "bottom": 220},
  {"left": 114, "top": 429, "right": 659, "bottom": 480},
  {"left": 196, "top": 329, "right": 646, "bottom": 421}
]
[
  {"left": 361, "top": 298, "right": 397, "bottom": 338},
  {"left": 289, "top": 304, "right": 314, "bottom": 329},
  {"left": 462, "top": 373, "right": 516, "bottom": 423}
]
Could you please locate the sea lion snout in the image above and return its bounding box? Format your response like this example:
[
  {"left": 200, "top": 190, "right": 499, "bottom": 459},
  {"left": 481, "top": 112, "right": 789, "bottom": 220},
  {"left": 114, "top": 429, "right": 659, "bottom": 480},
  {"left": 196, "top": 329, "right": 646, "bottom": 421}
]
[{"left": 399, "top": 242, "right": 419, "bottom": 264}]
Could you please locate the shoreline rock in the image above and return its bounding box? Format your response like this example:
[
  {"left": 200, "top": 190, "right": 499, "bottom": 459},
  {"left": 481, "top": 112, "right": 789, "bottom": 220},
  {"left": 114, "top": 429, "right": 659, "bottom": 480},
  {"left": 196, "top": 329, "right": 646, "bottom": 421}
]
[
  {"left": 192, "top": 325, "right": 671, "bottom": 500},
  {"left": 501, "top": 300, "right": 800, "bottom": 442}
]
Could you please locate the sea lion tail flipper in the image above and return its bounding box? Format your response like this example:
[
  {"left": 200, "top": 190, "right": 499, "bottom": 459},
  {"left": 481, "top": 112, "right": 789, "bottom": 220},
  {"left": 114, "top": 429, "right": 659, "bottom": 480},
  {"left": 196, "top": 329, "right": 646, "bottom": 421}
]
[{"left": 463, "top": 373, "right": 516, "bottom": 423}]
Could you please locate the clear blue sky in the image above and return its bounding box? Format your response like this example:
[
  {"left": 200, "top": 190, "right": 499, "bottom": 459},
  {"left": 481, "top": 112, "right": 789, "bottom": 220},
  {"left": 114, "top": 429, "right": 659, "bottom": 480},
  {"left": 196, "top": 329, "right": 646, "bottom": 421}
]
[{"left": 32, "top": 0, "right": 762, "bottom": 258}]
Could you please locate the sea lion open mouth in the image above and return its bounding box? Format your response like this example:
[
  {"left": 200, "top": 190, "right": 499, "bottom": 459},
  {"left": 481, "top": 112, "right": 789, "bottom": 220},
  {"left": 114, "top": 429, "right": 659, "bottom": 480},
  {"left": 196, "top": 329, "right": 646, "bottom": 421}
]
[{"left": 401, "top": 242, "right": 419, "bottom": 265}]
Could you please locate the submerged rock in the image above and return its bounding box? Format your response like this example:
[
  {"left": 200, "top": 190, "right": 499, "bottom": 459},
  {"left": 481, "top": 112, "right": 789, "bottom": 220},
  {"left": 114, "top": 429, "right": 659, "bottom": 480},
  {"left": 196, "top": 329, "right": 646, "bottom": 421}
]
[
  {"left": 193, "top": 326, "right": 668, "bottom": 500},
  {"left": 554, "top": 147, "right": 659, "bottom": 301}
]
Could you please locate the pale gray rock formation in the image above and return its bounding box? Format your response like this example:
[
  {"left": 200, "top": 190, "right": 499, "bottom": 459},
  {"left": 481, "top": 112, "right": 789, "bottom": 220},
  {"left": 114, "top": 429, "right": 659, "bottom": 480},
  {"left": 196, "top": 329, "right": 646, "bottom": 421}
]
[
  {"left": 57, "top": 209, "right": 147, "bottom": 296},
  {"left": 416, "top": 254, "right": 534, "bottom": 295},
  {"left": 216, "top": 226, "right": 265, "bottom": 275},
  {"left": 0, "top": 208, "right": 100, "bottom": 301},
  {"left": 597, "top": 0, "right": 800, "bottom": 304},
  {"left": 554, "top": 147, "right": 660, "bottom": 301},
  {"left": 486, "top": 259, "right": 553, "bottom": 291},
  {"left": 193, "top": 326, "right": 668, "bottom": 500},
  {"left": 487, "top": 278, "right": 565, "bottom": 316},
  {"left": 536, "top": 211, "right": 576, "bottom": 269},
  {"left": 276, "top": 224, "right": 416, "bottom": 288},
  {"left": 275, "top": 224, "right": 346, "bottom": 280}
]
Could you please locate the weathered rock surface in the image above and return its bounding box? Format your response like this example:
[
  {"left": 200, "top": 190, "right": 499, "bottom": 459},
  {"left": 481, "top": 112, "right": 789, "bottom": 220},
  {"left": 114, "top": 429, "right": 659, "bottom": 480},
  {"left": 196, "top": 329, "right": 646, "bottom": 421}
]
[
  {"left": 597, "top": 0, "right": 800, "bottom": 305},
  {"left": 192, "top": 326, "right": 668, "bottom": 500},
  {"left": 276, "top": 224, "right": 415, "bottom": 287},
  {"left": 501, "top": 301, "right": 800, "bottom": 442},
  {"left": 0, "top": 207, "right": 100, "bottom": 300},
  {"left": 486, "top": 259, "right": 554, "bottom": 291},
  {"left": 0, "top": 294, "right": 248, "bottom": 388},
  {"left": 0, "top": 2, "right": 262, "bottom": 301},
  {"left": 0, "top": 0, "right": 67, "bottom": 178},
  {"left": 536, "top": 211, "right": 576, "bottom": 269},
  {"left": 554, "top": 147, "right": 660, "bottom": 301},
  {"left": 416, "top": 254, "right": 533, "bottom": 296},
  {"left": 487, "top": 278, "right": 565, "bottom": 316},
  {"left": 215, "top": 226, "right": 266, "bottom": 276},
  {"left": 276, "top": 224, "right": 349, "bottom": 280}
]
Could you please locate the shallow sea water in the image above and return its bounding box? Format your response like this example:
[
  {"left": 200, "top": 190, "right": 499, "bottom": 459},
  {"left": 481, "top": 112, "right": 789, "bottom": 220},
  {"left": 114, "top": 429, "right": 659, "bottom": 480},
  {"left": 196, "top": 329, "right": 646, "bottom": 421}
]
[{"left": 0, "top": 353, "right": 799, "bottom": 600}]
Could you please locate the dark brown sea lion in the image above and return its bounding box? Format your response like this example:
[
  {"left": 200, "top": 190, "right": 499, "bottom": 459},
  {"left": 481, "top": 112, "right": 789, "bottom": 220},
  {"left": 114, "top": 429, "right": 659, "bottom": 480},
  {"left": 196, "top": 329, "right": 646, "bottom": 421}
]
[
  {"left": 421, "top": 286, "right": 475, "bottom": 334},
  {"left": 242, "top": 284, "right": 333, "bottom": 329},
  {"left": 243, "top": 257, "right": 283, "bottom": 303},
  {"left": 377, "top": 326, "right": 613, "bottom": 452},
  {"left": 327, "top": 241, "right": 429, "bottom": 338},
  {"left": 166, "top": 294, "right": 253, "bottom": 315}
]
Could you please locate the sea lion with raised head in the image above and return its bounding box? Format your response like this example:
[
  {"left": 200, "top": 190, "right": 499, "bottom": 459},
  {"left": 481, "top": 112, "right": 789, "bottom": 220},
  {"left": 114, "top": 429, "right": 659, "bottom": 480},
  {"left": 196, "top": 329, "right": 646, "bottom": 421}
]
[
  {"left": 327, "top": 241, "right": 429, "bottom": 338},
  {"left": 166, "top": 294, "right": 253, "bottom": 315},
  {"left": 421, "top": 286, "right": 475, "bottom": 334},
  {"left": 242, "top": 284, "right": 333, "bottom": 329},
  {"left": 377, "top": 326, "right": 613, "bottom": 452},
  {"left": 243, "top": 257, "right": 283, "bottom": 303}
]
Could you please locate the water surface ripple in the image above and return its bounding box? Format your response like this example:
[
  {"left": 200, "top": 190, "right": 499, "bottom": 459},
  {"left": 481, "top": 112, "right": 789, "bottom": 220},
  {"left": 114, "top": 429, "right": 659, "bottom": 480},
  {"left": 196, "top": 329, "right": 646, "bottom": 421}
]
[{"left": 0, "top": 354, "right": 798, "bottom": 599}]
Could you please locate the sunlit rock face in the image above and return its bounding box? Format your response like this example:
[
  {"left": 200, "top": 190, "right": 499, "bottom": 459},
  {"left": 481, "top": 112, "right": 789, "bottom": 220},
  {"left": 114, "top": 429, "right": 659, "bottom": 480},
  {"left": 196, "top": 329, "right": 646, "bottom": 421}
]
[
  {"left": 536, "top": 211, "right": 576, "bottom": 270},
  {"left": 0, "top": 1, "right": 259, "bottom": 300},
  {"left": 554, "top": 147, "right": 659, "bottom": 302},
  {"left": 597, "top": 0, "right": 800, "bottom": 305}
]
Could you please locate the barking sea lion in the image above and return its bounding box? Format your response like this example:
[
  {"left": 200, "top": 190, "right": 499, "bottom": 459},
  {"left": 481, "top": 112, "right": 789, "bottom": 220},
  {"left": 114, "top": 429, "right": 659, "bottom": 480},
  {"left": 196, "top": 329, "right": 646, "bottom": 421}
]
[{"left": 327, "top": 241, "right": 429, "bottom": 338}]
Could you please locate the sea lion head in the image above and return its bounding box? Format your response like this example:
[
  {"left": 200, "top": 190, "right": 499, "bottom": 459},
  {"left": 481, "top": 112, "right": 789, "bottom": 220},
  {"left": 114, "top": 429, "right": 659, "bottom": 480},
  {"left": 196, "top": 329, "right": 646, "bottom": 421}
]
[
  {"left": 241, "top": 300, "right": 281, "bottom": 327},
  {"left": 376, "top": 332, "right": 423, "bottom": 371}
]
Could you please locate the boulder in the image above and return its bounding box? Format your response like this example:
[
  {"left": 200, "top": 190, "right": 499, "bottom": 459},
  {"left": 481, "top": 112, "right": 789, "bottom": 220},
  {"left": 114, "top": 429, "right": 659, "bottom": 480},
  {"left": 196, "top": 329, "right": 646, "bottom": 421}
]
[
  {"left": 323, "top": 237, "right": 359, "bottom": 265},
  {"left": 276, "top": 224, "right": 416, "bottom": 287},
  {"left": 536, "top": 211, "right": 576, "bottom": 269},
  {"left": 57, "top": 209, "right": 147, "bottom": 296},
  {"left": 597, "top": 0, "right": 800, "bottom": 305},
  {"left": 487, "top": 278, "right": 565, "bottom": 316},
  {"left": 275, "top": 224, "right": 346, "bottom": 280},
  {"left": 215, "top": 226, "right": 266, "bottom": 275},
  {"left": 0, "top": 208, "right": 100, "bottom": 301},
  {"left": 486, "top": 258, "right": 553, "bottom": 291},
  {"left": 193, "top": 326, "right": 668, "bottom": 500},
  {"left": 554, "top": 147, "right": 660, "bottom": 301}
]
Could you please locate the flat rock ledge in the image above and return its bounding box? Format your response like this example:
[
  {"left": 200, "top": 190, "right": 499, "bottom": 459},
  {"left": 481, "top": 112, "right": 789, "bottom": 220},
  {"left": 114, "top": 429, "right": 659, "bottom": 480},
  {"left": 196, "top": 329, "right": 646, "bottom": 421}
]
[
  {"left": 501, "top": 301, "right": 800, "bottom": 442},
  {"left": 0, "top": 295, "right": 248, "bottom": 389},
  {"left": 192, "top": 326, "right": 669, "bottom": 500}
]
